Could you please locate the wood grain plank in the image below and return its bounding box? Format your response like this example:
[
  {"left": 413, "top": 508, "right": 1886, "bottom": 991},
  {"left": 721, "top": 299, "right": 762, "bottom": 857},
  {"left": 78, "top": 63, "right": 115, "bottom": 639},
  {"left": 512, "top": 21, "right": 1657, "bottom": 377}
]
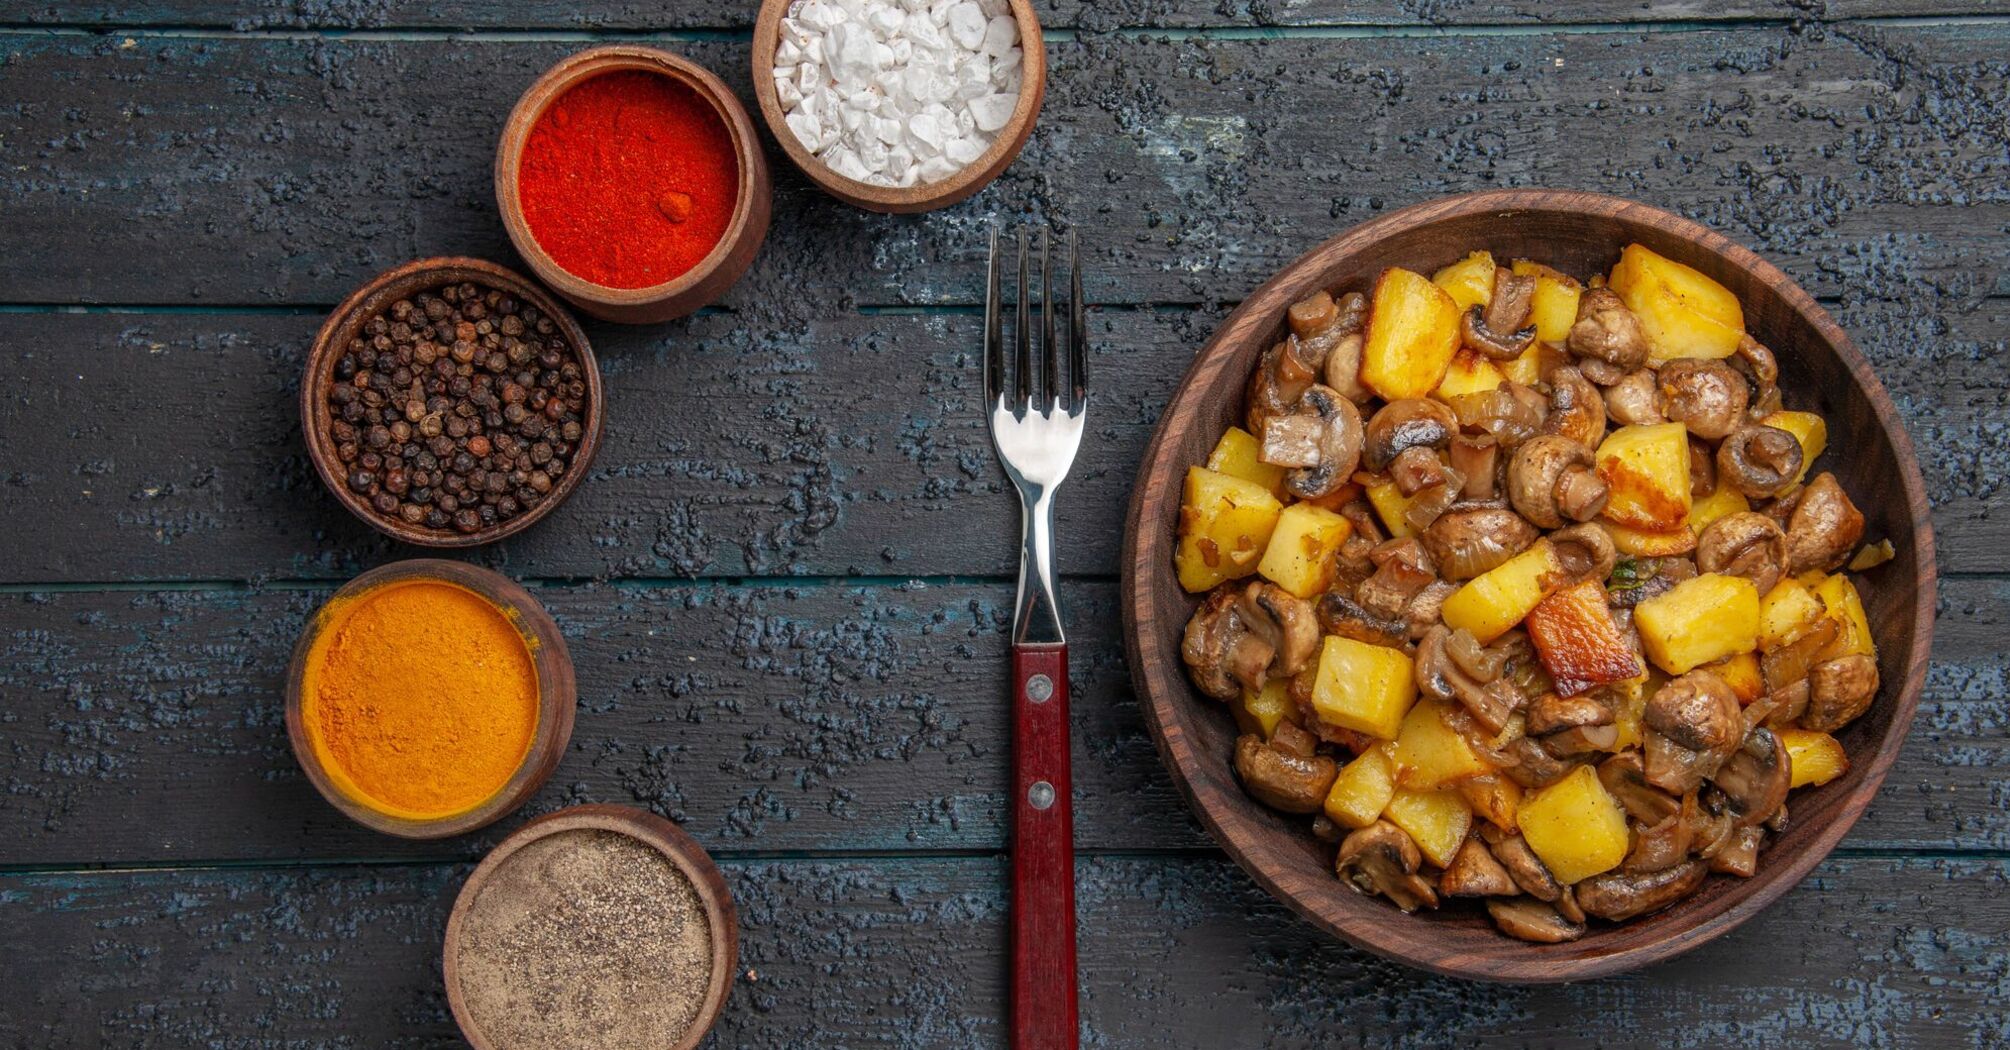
[
  {"left": 0, "top": 576, "right": 2000, "bottom": 864},
  {"left": 1, "top": 25, "right": 2006, "bottom": 308},
  {"left": 0, "top": 853, "right": 2004, "bottom": 1047}
]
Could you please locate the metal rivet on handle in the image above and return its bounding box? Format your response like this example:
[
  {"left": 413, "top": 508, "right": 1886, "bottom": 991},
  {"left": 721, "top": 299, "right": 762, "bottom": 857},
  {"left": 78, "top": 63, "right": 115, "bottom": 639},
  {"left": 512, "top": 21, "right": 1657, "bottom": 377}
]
[
  {"left": 1028, "top": 781, "right": 1056, "bottom": 810},
  {"left": 1026, "top": 674, "right": 1053, "bottom": 703}
]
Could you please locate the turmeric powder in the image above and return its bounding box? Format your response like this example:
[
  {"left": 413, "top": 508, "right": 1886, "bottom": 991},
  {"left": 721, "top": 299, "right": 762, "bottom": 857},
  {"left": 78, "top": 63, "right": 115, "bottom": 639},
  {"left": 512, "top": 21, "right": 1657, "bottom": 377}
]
[{"left": 300, "top": 578, "right": 540, "bottom": 821}]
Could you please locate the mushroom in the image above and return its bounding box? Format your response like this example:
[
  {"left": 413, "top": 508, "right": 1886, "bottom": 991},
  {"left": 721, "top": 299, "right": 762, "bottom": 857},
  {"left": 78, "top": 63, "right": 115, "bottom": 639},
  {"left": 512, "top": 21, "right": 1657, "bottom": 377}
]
[
  {"left": 1624, "top": 807, "right": 1698, "bottom": 874},
  {"left": 1286, "top": 289, "right": 1341, "bottom": 339},
  {"left": 1604, "top": 369, "right": 1666, "bottom": 426},
  {"left": 1234, "top": 730, "right": 1338, "bottom": 814},
  {"left": 1597, "top": 752, "right": 1681, "bottom": 825},
  {"left": 1709, "top": 826, "right": 1765, "bottom": 877},
  {"left": 1389, "top": 445, "right": 1453, "bottom": 496},
  {"left": 1575, "top": 356, "right": 1629, "bottom": 388},
  {"left": 1760, "top": 617, "right": 1841, "bottom": 697},
  {"left": 1658, "top": 359, "right": 1750, "bottom": 441},
  {"left": 1244, "top": 336, "right": 1321, "bottom": 438},
  {"left": 1502, "top": 734, "right": 1581, "bottom": 789},
  {"left": 1449, "top": 434, "right": 1502, "bottom": 500},
  {"left": 1643, "top": 670, "right": 1743, "bottom": 794},
  {"left": 1784, "top": 472, "right": 1866, "bottom": 575},
  {"left": 1486, "top": 898, "right": 1585, "bottom": 943},
  {"left": 1548, "top": 522, "right": 1618, "bottom": 589},
  {"left": 1362, "top": 398, "right": 1457, "bottom": 473},
  {"left": 1316, "top": 591, "right": 1408, "bottom": 649},
  {"left": 1331, "top": 531, "right": 1381, "bottom": 595},
  {"left": 1711, "top": 726, "right": 1791, "bottom": 827},
  {"left": 1478, "top": 825, "right": 1563, "bottom": 901},
  {"left": 1566, "top": 286, "right": 1650, "bottom": 370},
  {"left": 1541, "top": 722, "right": 1621, "bottom": 756},
  {"left": 1238, "top": 582, "right": 1320, "bottom": 679},
  {"left": 1180, "top": 587, "right": 1273, "bottom": 699},
  {"left": 1575, "top": 861, "right": 1708, "bottom": 921},
  {"left": 1323, "top": 330, "right": 1370, "bottom": 404},
  {"left": 1543, "top": 366, "right": 1607, "bottom": 449},
  {"left": 1717, "top": 424, "right": 1804, "bottom": 500},
  {"left": 1355, "top": 538, "right": 1438, "bottom": 621},
  {"left": 1402, "top": 579, "right": 1461, "bottom": 642},
  {"left": 1335, "top": 821, "right": 1440, "bottom": 912},
  {"left": 1696, "top": 512, "right": 1789, "bottom": 596},
  {"left": 1731, "top": 334, "right": 1781, "bottom": 420},
  {"left": 1509, "top": 435, "right": 1611, "bottom": 529},
  {"left": 1802, "top": 654, "right": 1879, "bottom": 732},
  {"left": 1440, "top": 835, "right": 1519, "bottom": 897},
  {"left": 1303, "top": 291, "right": 1371, "bottom": 404},
  {"left": 1689, "top": 435, "right": 1717, "bottom": 497},
  {"left": 1260, "top": 384, "right": 1366, "bottom": 501},
  {"left": 1462, "top": 273, "right": 1539, "bottom": 360},
  {"left": 1421, "top": 506, "right": 1539, "bottom": 581},
  {"left": 1525, "top": 692, "right": 1615, "bottom": 736},
  {"left": 1415, "top": 625, "right": 1525, "bottom": 734}
]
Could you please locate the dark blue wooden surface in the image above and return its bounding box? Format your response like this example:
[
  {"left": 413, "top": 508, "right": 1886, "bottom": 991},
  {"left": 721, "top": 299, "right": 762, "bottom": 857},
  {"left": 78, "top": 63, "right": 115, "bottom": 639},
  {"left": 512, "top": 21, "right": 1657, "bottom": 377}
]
[{"left": 1, "top": 2, "right": 2007, "bottom": 1046}]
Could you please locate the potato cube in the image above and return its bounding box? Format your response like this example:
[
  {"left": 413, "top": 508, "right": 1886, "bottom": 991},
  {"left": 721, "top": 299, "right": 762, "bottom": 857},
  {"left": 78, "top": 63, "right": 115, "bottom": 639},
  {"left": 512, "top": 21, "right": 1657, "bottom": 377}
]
[
  {"left": 1365, "top": 478, "right": 1420, "bottom": 539},
  {"left": 1361, "top": 267, "right": 1462, "bottom": 400},
  {"left": 1813, "top": 573, "right": 1877, "bottom": 662},
  {"left": 1256, "top": 503, "right": 1354, "bottom": 598},
  {"left": 1758, "top": 576, "right": 1826, "bottom": 651},
  {"left": 1391, "top": 697, "right": 1496, "bottom": 791},
  {"left": 1323, "top": 745, "right": 1397, "bottom": 830},
  {"left": 1205, "top": 426, "right": 1286, "bottom": 496},
  {"left": 1704, "top": 651, "right": 1765, "bottom": 703},
  {"left": 1518, "top": 764, "right": 1629, "bottom": 885},
  {"left": 1441, "top": 539, "right": 1562, "bottom": 644},
  {"left": 1601, "top": 520, "right": 1698, "bottom": 558},
  {"left": 1596, "top": 422, "right": 1694, "bottom": 532},
  {"left": 1383, "top": 788, "right": 1473, "bottom": 868},
  {"left": 1432, "top": 251, "right": 1497, "bottom": 313},
  {"left": 1607, "top": 242, "right": 1745, "bottom": 364},
  {"left": 1176, "top": 467, "right": 1283, "bottom": 593},
  {"left": 1758, "top": 410, "right": 1827, "bottom": 486},
  {"left": 1310, "top": 636, "right": 1418, "bottom": 741},
  {"left": 1458, "top": 775, "right": 1523, "bottom": 832},
  {"left": 1634, "top": 572, "right": 1761, "bottom": 674},
  {"left": 1235, "top": 679, "right": 1294, "bottom": 739},
  {"left": 1434, "top": 348, "right": 1507, "bottom": 400},
  {"left": 1686, "top": 484, "right": 1751, "bottom": 537},
  {"left": 1525, "top": 580, "right": 1644, "bottom": 697},
  {"left": 1497, "top": 341, "right": 1552, "bottom": 386},
  {"left": 1511, "top": 259, "right": 1584, "bottom": 346},
  {"left": 1778, "top": 728, "right": 1850, "bottom": 788}
]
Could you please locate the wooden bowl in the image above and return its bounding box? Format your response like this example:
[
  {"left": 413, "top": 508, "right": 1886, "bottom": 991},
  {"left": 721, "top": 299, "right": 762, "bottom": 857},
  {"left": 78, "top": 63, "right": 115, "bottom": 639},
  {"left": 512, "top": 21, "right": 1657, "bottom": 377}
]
[
  {"left": 443, "top": 804, "right": 739, "bottom": 1050},
  {"left": 1120, "top": 189, "right": 1938, "bottom": 982},
  {"left": 302, "top": 255, "right": 604, "bottom": 548},
  {"left": 750, "top": 0, "right": 1045, "bottom": 213},
  {"left": 495, "top": 45, "right": 773, "bottom": 323},
  {"left": 284, "top": 559, "right": 577, "bottom": 839}
]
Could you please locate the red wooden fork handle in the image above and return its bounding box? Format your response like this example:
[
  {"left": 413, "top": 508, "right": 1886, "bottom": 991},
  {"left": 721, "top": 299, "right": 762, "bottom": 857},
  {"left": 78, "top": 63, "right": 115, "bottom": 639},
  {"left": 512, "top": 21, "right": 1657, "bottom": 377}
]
[{"left": 1010, "top": 643, "right": 1078, "bottom": 1050}]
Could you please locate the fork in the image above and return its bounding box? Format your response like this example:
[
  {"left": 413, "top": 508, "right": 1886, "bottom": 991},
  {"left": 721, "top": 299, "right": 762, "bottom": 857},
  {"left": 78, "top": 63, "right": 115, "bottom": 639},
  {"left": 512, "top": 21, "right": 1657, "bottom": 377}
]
[{"left": 983, "top": 226, "right": 1086, "bottom": 1050}]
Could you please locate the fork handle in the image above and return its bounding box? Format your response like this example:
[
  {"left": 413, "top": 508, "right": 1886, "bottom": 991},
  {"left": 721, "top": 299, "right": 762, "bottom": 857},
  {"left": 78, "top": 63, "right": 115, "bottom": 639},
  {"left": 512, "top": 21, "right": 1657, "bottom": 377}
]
[{"left": 1011, "top": 642, "right": 1078, "bottom": 1050}]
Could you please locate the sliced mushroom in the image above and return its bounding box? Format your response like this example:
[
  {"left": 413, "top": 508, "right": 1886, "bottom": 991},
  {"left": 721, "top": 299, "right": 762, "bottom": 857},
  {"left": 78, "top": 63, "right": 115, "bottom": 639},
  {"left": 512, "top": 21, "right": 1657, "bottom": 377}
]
[
  {"left": 1803, "top": 654, "right": 1879, "bottom": 732},
  {"left": 1402, "top": 579, "right": 1461, "bottom": 642},
  {"left": 1576, "top": 356, "right": 1629, "bottom": 387},
  {"left": 1624, "top": 806, "right": 1697, "bottom": 874},
  {"left": 1597, "top": 751, "right": 1680, "bottom": 825},
  {"left": 1312, "top": 291, "right": 1371, "bottom": 404},
  {"left": 1422, "top": 506, "right": 1540, "bottom": 581},
  {"left": 1566, "top": 286, "right": 1650, "bottom": 370},
  {"left": 1784, "top": 472, "right": 1866, "bottom": 575},
  {"left": 1356, "top": 538, "right": 1438, "bottom": 621},
  {"left": 1487, "top": 898, "right": 1586, "bottom": 943},
  {"left": 1709, "top": 825, "right": 1765, "bottom": 877},
  {"left": 1244, "top": 336, "right": 1322, "bottom": 438},
  {"left": 1316, "top": 591, "right": 1408, "bottom": 649},
  {"left": 1717, "top": 424, "right": 1804, "bottom": 500},
  {"left": 1643, "top": 670, "right": 1743, "bottom": 794},
  {"left": 1389, "top": 445, "right": 1452, "bottom": 496},
  {"left": 1336, "top": 821, "right": 1440, "bottom": 913},
  {"left": 1711, "top": 726, "right": 1791, "bottom": 827},
  {"left": 1730, "top": 334, "right": 1781, "bottom": 420},
  {"left": 1363, "top": 398, "right": 1457, "bottom": 473},
  {"left": 1501, "top": 734, "right": 1580, "bottom": 789},
  {"left": 1543, "top": 366, "right": 1607, "bottom": 449},
  {"left": 1548, "top": 522, "right": 1618, "bottom": 589},
  {"left": 1658, "top": 359, "right": 1749, "bottom": 441},
  {"left": 1238, "top": 582, "right": 1320, "bottom": 678},
  {"left": 1478, "top": 825, "right": 1562, "bottom": 901},
  {"left": 1286, "top": 289, "right": 1340, "bottom": 339},
  {"left": 1235, "top": 731, "right": 1337, "bottom": 814},
  {"left": 1689, "top": 435, "right": 1718, "bottom": 498},
  {"left": 1260, "top": 385, "right": 1366, "bottom": 502},
  {"left": 1526, "top": 692, "right": 1616, "bottom": 736},
  {"left": 1331, "top": 531, "right": 1380, "bottom": 594},
  {"left": 1415, "top": 624, "right": 1525, "bottom": 734},
  {"left": 1509, "top": 436, "right": 1611, "bottom": 530},
  {"left": 1575, "top": 861, "right": 1708, "bottom": 921},
  {"left": 1180, "top": 587, "right": 1273, "bottom": 699},
  {"left": 1605, "top": 368, "right": 1666, "bottom": 426},
  {"left": 1541, "top": 722, "right": 1620, "bottom": 756},
  {"left": 1439, "top": 835, "right": 1519, "bottom": 897},
  {"left": 1696, "top": 512, "right": 1789, "bottom": 596},
  {"left": 1449, "top": 434, "right": 1502, "bottom": 501},
  {"left": 1462, "top": 290, "right": 1538, "bottom": 361}
]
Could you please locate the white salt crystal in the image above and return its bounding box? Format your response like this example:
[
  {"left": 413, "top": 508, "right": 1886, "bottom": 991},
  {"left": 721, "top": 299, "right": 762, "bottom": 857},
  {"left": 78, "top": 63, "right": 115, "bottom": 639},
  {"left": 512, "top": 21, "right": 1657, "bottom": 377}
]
[
  {"left": 918, "top": 155, "right": 960, "bottom": 181},
  {"left": 980, "top": 15, "right": 1015, "bottom": 57},
  {"left": 776, "top": 38, "right": 803, "bottom": 65},
  {"left": 776, "top": 75, "right": 804, "bottom": 109},
  {"left": 785, "top": 111, "right": 821, "bottom": 149},
  {"left": 946, "top": 1, "right": 986, "bottom": 49},
  {"left": 944, "top": 135, "right": 985, "bottom": 166},
  {"left": 798, "top": 0, "right": 837, "bottom": 29},
  {"left": 780, "top": 17, "right": 810, "bottom": 47},
  {"left": 968, "top": 92, "right": 1014, "bottom": 131}
]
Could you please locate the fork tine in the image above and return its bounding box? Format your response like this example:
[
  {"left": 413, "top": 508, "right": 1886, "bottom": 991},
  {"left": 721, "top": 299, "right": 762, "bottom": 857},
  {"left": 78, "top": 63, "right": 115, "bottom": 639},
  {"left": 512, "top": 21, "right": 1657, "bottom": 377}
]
[
  {"left": 1014, "top": 228, "right": 1031, "bottom": 407},
  {"left": 984, "top": 226, "right": 1002, "bottom": 408},
  {"left": 1040, "top": 228, "right": 1057, "bottom": 408},
  {"left": 1068, "top": 229, "right": 1086, "bottom": 409}
]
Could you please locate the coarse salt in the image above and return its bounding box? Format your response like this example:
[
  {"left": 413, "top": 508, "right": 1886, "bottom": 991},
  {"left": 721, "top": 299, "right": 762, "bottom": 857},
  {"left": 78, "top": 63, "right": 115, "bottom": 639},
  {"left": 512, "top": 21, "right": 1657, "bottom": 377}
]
[{"left": 775, "top": 0, "right": 1022, "bottom": 188}]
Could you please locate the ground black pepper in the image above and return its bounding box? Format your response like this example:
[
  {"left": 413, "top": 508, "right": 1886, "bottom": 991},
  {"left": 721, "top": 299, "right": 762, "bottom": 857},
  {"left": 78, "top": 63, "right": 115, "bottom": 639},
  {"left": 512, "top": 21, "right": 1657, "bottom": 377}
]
[{"left": 325, "top": 281, "right": 587, "bottom": 535}]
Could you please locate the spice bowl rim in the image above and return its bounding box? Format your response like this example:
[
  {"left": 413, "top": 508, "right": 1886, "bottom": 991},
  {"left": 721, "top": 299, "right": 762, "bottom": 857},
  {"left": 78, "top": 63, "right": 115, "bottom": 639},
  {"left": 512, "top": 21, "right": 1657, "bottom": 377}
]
[
  {"left": 301, "top": 255, "right": 605, "bottom": 548},
  {"left": 749, "top": 0, "right": 1047, "bottom": 214},
  {"left": 282, "top": 558, "right": 578, "bottom": 840},
  {"left": 443, "top": 803, "right": 740, "bottom": 1050},
  {"left": 494, "top": 44, "right": 774, "bottom": 324}
]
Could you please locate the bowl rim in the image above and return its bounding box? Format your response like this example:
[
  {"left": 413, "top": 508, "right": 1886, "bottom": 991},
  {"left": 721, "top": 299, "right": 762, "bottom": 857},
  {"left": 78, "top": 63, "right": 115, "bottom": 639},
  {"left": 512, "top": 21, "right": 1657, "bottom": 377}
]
[
  {"left": 494, "top": 44, "right": 773, "bottom": 312},
  {"left": 1119, "top": 188, "right": 1939, "bottom": 982},
  {"left": 300, "top": 254, "right": 604, "bottom": 548},
  {"left": 749, "top": 0, "right": 1047, "bottom": 214},
  {"left": 442, "top": 803, "right": 739, "bottom": 1050},
  {"left": 283, "top": 558, "right": 578, "bottom": 839}
]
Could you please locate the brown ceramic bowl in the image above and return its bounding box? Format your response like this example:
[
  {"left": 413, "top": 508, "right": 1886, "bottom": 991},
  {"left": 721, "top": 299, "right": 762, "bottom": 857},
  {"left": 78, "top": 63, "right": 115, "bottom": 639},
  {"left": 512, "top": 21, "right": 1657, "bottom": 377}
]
[
  {"left": 1121, "top": 189, "right": 1937, "bottom": 982},
  {"left": 750, "top": 0, "right": 1045, "bottom": 213},
  {"left": 443, "top": 804, "right": 739, "bottom": 1050},
  {"left": 284, "top": 559, "right": 577, "bottom": 839},
  {"left": 495, "top": 45, "right": 772, "bottom": 323},
  {"left": 302, "top": 255, "right": 603, "bottom": 547}
]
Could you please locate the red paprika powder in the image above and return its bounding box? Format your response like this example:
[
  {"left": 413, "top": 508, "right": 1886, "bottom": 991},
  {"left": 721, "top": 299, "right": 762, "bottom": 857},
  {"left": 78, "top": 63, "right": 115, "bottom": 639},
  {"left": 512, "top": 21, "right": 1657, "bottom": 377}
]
[{"left": 518, "top": 71, "right": 740, "bottom": 289}]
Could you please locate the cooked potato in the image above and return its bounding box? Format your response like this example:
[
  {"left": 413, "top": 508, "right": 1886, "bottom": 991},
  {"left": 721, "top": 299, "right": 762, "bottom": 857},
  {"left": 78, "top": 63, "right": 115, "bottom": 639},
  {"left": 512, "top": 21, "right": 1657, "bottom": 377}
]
[
  {"left": 1441, "top": 539, "right": 1561, "bottom": 643},
  {"left": 1758, "top": 576, "right": 1826, "bottom": 651},
  {"left": 1361, "top": 267, "right": 1462, "bottom": 400},
  {"left": 1511, "top": 259, "right": 1584, "bottom": 346},
  {"left": 1206, "top": 425, "right": 1286, "bottom": 496},
  {"left": 1434, "top": 348, "right": 1507, "bottom": 400},
  {"left": 1524, "top": 579, "right": 1644, "bottom": 696},
  {"left": 1458, "top": 775, "right": 1523, "bottom": 832},
  {"left": 1364, "top": 478, "right": 1420, "bottom": 539},
  {"left": 1323, "top": 744, "right": 1397, "bottom": 829},
  {"left": 1607, "top": 243, "right": 1745, "bottom": 364},
  {"left": 1634, "top": 572, "right": 1761, "bottom": 674},
  {"left": 1176, "top": 467, "right": 1283, "bottom": 593},
  {"left": 1257, "top": 503, "right": 1354, "bottom": 598},
  {"left": 1235, "top": 680, "right": 1294, "bottom": 739},
  {"left": 1686, "top": 483, "right": 1751, "bottom": 537},
  {"left": 1391, "top": 697, "right": 1496, "bottom": 791},
  {"left": 1812, "top": 573, "right": 1876, "bottom": 662},
  {"left": 1498, "top": 341, "right": 1554, "bottom": 386},
  {"left": 1517, "top": 764, "right": 1629, "bottom": 885},
  {"left": 1601, "top": 520, "right": 1699, "bottom": 557},
  {"left": 1384, "top": 787, "right": 1474, "bottom": 868},
  {"left": 1309, "top": 636, "right": 1418, "bottom": 741},
  {"left": 1778, "top": 728, "right": 1850, "bottom": 788},
  {"left": 1704, "top": 651, "right": 1765, "bottom": 703},
  {"left": 1758, "top": 409, "right": 1827, "bottom": 486},
  {"left": 1432, "top": 250, "right": 1497, "bottom": 312},
  {"left": 1596, "top": 422, "right": 1694, "bottom": 532}
]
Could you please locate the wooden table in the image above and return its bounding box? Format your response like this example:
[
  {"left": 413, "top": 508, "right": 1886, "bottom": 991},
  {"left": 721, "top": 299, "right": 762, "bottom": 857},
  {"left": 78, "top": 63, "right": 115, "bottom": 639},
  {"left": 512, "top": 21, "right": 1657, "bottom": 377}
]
[{"left": 3, "top": 3, "right": 2006, "bottom": 1046}]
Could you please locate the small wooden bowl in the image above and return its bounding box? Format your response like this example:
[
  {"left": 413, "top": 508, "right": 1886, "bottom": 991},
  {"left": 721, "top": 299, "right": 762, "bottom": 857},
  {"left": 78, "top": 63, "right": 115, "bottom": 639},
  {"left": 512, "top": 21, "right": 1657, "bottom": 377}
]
[
  {"left": 284, "top": 559, "right": 577, "bottom": 839},
  {"left": 443, "top": 804, "right": 739, "bottom": 1050},
  {"left": 302, "top": 256, "right": 604, "bottom": 548},
  {"left": 750, "top": 0, "right": 1045, "bottom": 213},
  {"left": 1122, "top": 189, "right": 1938, "bottom": 982},
  {"left": 495, "top": 45, "right": 773, "bottom": 324}
]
